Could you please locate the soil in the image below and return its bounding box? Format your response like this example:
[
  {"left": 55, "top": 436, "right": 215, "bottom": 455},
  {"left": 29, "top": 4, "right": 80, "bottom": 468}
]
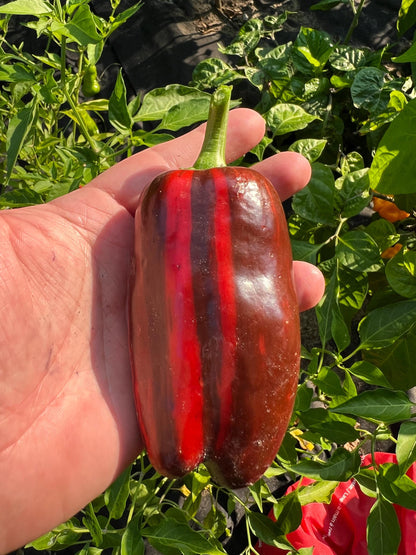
[{"left": 93, "top": 0, "right": 405, "bottom": 98}]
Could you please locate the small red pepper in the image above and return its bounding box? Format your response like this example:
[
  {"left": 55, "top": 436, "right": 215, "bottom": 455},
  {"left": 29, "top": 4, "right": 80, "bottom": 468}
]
[{"left": 129, "top": 86, "right": 300, "bottom": 488}]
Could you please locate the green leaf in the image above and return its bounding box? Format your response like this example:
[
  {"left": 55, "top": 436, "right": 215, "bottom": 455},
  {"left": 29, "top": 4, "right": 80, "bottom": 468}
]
[
  {"left": 364, "top": 327, "right": 416, "bottom": 391},
  {"left": 104, "top": 465, "right": 131, "bottom": 521},
  {"left": 358, "top": 300, "right": 416, "bottom": 349},
  {"left": 108, "top": 2, "right": 143, "bottom": 34},
  {"left": 397, "top": 421, "right": 416, "bottom": 473},
  {"left": 297, "top": 480, "right": 339, "bottom": 505},
  {"left": 348, "top": 361, "right": 392, "bottom": 388},
  {"left": 132, "top": 131, "right": 174, "bottom": 148},
  {"left": 367, "top": 496, "right": 401, "bottom": 555},
  {"left": 86, "top": 40, "right": 104, "bottom": 67},
  {"left": 386, "top": 249, "right": 416, "bottom": 298},
  {"left": 0, "top": 186, "right": 44, "bottom": 208},
  {"left": 263, "top": 12, "right": 289, "bottom": 31},
  {"left": 251, "top": 135, "right": 273, "bottom": 161},
  {"left": 63, "top": 4, "right": 102, "bottom": 45},
  {"left": 108, "top": 70, "right": 132, "bottom": 134},
  {"left": 0, "top": 63, "right": 36, "bottom": 83},
  {"left": 273, "top": 491, "right": 302, "bottom": 535},
  {"left": 143, "top": 519, "right": 226, "bottom": 555},
  {"left": 290, "top": 239, "right": 323, "bottom": 264},
  {"left": 286, "top": 447, "right": 361, "bottom": 481},
  {"left": 355, "top": 467, "right": 378, "bottom": 498},
  {"left": 264, "top": 103, "right": 319, "bottom": 136},
  {"left": 288, "top": 138, "right": 327, "bottom": 162},
  {"left": 393, "top": 40, "right": 416, "bottom": 63},
  {"left": 365, "top": 219, "right": 400, "bottom": 253},
  {"left": 0, "top": 0, "right": 52, "bottom": 15},
  {"left": 277, "top": 432, "right": 298, "bottom": 465},
  {"left": 335, "top": 369, "right": 357, "bottom": 403},
  {"left": 252, "top": 48, "right": 292, "bottom": 85},
  {"left": 191, "top": 58, "right": 242, "bottom": 89},
  {"left": 202, "top": 504, "right": 228, "bottom": 539},
  {"left": 76, "top": 547, "right": 103, "bottom": 555},
  {"left": 159, "top": 97, "right": 211, "bottom": 131},
  {"left": 331, "top": 389, "right": 413, "bottom": 424},
  {"left": 121, "top": 515, "right": 145, "bottom": 555},
  {"left": 330, "top": 45, "right": 370, "bottom": 72},
  {"left": 395, "top": 192, "right": 416, "bottom": 213},
  {"left": 313, "top": 420, "right": 361, "bottom": 444},
  {"left": 299, "top": 407, "right": 360, "bottom": 443},
  {"left": 184, "top": 468, "right": 211, "bottom": 503},
  {"left": 360, "top": 91, "right": 408, "bottom": 133},
  {"left": 397, "top": 0, "right": 416, "bottom": 35},
  {"left": 340, "top": 151, "right": 365, "bottom": 175},
  {"left": 220, "top": 18, "right": 263, "bottom": 57},
  {"left": 25, "top": 520, "right": 81, "bottom": 550},
  {"left": 316, "top": 264, "right": 350, "bottom": 351},
  {"left": 6, "top": 98, "right": 38, "bottom": 182},
  {"left": 81, "top": 99, "right": 109, "bottom": 112},
  {"left": 334, "top": 168, "right": 371, "bottom": 218},
  {"left": 246, "top": 512, "right": 287, "bottom": 549},
  {"left": 248, "top": 480, "right": 266, "bottom": 512},
  {"left": 313, "top": 366, "right": 344, "bottom": 396},
  {"left": 378, "top": 463, "right": 416, "bottom": 510},
  {"left": 338, "top": 266, "right": 368, "bottom": 311},
  {"left": 369, "top": 98, "right": 416, "bottom": 194},
  {"left": 136, "top": 85, "right": 210, "bottom": 121},
  {"left": 292, "top": 163, "right": 335, "bottom": 224},
  {"left": 336, "top": 230, "right": 383, "bottom": 273},
  {"left": 292, "top": 27, "right": 334, "bottom": 74},
  {"left": 82, "top": 503, "right": 103, "bottom": 547},
  {"left": 330, "top": 73, "right": 354, "bottom": 90},
  {"left": 350, "top": 67, "right": 389, "bottom": 112}
]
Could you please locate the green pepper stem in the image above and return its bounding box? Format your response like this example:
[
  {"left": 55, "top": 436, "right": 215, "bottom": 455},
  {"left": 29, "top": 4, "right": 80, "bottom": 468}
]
[{"left": 193, "top": 85, "right": 232, "bottom": 170}]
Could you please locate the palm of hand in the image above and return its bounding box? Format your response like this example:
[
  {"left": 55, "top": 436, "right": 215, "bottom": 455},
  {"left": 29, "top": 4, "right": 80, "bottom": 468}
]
[
  {"left": 0, "top": 189, "right": 141, "bottom": 549},
  {"left": 0, "top": 109, "right": 324, "bottom": 553}
]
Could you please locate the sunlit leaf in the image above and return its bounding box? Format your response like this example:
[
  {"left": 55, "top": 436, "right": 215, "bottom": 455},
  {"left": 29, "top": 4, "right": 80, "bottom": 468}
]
[
  {"left": 331, "top": 389, "right": 413, "bottom": 424},
  {"left": 358, "top": 300, "right": 416, "bottom": 349},
  {"left": 367, "top": 496, "right": 401, "bottom": 555}
]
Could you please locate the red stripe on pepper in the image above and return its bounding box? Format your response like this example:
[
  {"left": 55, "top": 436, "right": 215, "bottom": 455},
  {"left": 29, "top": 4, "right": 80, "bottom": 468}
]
[{"left": 164, "top": 171, "right": 204, "bottom": 471}]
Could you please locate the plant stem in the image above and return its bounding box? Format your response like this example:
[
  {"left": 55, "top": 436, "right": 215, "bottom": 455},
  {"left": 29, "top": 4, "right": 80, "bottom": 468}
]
[
  {"left": 60, "top": 37, "right": 98, "bottom": 153},
  {"left": 193, "top": 85, "right": 232, "bottom": 170},
  {"left": 344, "top": 0, "right": 366, "bottom": 44}
]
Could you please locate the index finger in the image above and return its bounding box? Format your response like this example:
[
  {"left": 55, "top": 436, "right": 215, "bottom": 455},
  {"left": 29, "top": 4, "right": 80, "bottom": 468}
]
[{"left": 253, "top": 151, "right": 312, "bottom": 202}]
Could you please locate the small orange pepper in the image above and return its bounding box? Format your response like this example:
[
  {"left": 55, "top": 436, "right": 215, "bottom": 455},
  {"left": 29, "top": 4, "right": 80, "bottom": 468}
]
[
  {"left": 373, "top": 197, "right": 410, "bottom": 223},
  {"left": 381, "top": 243, "right": 402, "bottom": 259}
]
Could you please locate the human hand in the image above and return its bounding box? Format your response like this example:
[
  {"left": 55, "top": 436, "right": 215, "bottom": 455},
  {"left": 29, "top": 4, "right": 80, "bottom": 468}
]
[{"left": 0, "top": 108, "right": 324, "bottom": 553}]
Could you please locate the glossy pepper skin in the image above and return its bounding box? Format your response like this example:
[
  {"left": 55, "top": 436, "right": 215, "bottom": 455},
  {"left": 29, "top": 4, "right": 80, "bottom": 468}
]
[
  {"left": 81, "top": 64, "right": 100, "bottom": 97},
  {"left": 129, "top": 87, "right": 300, "bottom": 488}
]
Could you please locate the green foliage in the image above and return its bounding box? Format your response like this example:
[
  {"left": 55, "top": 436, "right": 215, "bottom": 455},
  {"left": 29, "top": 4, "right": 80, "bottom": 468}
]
[
  {"left": 0, "top": 0, "right": 214, "bottom": 205},
  {"left": 4, "top": 1, "right": 416, "bottom": 554}
]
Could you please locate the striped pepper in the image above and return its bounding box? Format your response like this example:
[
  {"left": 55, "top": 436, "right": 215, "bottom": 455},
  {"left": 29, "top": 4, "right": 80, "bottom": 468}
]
[{"left": 129, "top": 87, "right": 300, "bottom": 488}]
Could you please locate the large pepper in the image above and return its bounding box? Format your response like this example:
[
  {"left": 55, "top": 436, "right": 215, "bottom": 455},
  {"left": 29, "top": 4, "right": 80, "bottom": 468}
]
[{"left": 129, "top": 86, "right": 300, "bottom": 488}]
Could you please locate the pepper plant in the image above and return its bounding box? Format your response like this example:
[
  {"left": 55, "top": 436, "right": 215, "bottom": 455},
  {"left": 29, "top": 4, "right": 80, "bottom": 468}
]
[
  {"left": 0, "top": 0, "right": 215, "bottom": 206},
  {"left": 2, "top": 0, "right": 416, "bottom": 554}
]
